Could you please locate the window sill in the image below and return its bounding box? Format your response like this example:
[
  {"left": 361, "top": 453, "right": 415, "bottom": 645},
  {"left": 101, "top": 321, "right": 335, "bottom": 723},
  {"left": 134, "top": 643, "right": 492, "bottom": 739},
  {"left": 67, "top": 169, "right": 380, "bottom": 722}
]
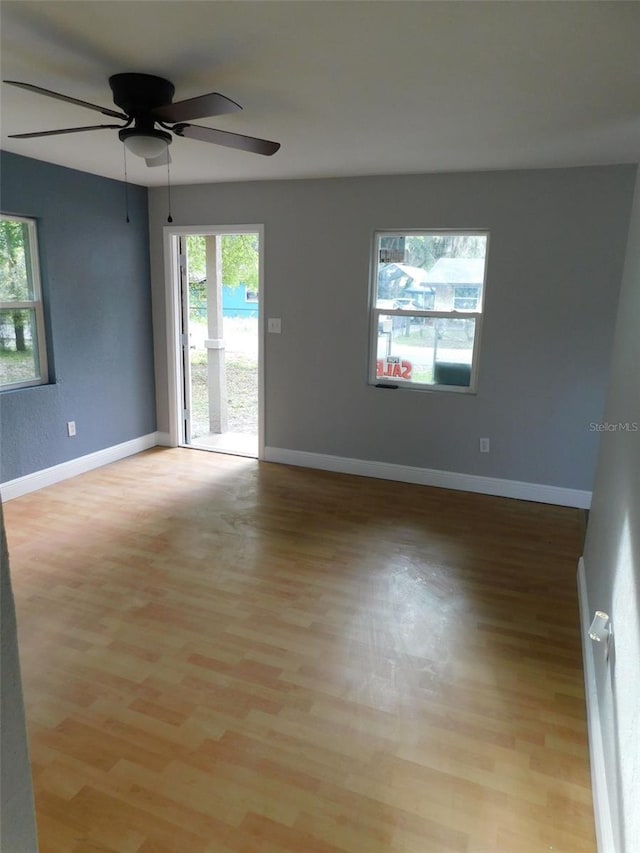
[{"left": 370, "top": 381, "right": 477, "bottom": 395}]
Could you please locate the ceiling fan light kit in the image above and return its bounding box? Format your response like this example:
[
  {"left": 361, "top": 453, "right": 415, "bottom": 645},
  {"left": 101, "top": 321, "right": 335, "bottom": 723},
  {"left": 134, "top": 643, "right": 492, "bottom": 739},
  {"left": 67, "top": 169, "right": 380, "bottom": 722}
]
[
  {"left": 119, "top": 127, "right": 171, "bottom": 159},
  {"left": 4, "top": 72, "right": 281, "bottom": 163}
]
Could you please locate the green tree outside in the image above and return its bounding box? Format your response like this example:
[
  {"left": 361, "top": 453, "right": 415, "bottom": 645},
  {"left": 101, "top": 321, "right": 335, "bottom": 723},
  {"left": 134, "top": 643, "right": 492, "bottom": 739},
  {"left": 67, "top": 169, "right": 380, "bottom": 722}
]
[
  {"left": 186, "top": 234, "right": 258, "bottom": 286},
  {"left": 187, "top": 234, "right": 259, "bottom": 320},
  {"left": 405, "top": 234, "right": 485, "bottom": 270},
  {"left": 0, "top": 218, "right": 32, "bottom": 352}
]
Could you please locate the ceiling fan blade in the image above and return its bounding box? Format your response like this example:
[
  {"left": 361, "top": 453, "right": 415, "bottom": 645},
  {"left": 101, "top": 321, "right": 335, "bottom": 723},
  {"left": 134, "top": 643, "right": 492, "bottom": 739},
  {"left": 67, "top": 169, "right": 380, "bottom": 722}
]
[
  {"left": 4, "top": 80, "right": 128, "bottom": 120},
  {"left": 8, "top": 124, "right": 125, "bottom": 139},
  {"left": 174, "top": 123, "right": 280, "bottom": 156},
  {"left": 152, "top": 92, "right": 241, "bottom": 123},
  {"left": 145, "top": 149, "right": 172, "bottom": 168}
]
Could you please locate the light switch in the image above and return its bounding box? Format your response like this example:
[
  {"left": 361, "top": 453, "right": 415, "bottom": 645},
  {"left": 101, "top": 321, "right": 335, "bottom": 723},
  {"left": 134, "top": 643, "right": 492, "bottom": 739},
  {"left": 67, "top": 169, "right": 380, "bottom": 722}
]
[{"left": 268, "top": 318, "right": 282, "bottom": 334}]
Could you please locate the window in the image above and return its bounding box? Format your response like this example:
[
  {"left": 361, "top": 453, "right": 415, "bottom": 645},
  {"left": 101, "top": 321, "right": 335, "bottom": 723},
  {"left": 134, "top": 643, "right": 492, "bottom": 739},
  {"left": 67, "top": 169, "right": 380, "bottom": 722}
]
[
  {"left": 245, "top": 288, "right": 258, "bottom": 303},
  {"left": 0, "top": 215, "right": 48, "bottom": 390},
  {"left": 453, "top": 286, "right": 480, "bottom": 311},
  {"left": 370, "top": 231, "right": 488, "bottom": 392}
]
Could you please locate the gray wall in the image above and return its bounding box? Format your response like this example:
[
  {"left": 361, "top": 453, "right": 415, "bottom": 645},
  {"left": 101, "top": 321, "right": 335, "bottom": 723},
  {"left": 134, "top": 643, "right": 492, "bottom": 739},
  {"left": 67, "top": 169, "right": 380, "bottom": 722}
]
[
  {"left": 0, "top": 152, "right": 156, "bottom": 483},
  {"left": 583, "top": 166, "right": 639, "bottom": 853},
  {"left": 0, "top": 502, "right": 38, "bottom": 851},
  {"left": 149, "top": 166, "right": 635, "bottom": 491}
]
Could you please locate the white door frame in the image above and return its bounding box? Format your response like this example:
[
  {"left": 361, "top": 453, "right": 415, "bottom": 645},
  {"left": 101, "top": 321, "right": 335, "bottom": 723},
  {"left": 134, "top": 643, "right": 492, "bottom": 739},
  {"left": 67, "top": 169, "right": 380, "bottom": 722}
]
[{"left": 163, "top": 224, "right": 265, "bottom": 458}]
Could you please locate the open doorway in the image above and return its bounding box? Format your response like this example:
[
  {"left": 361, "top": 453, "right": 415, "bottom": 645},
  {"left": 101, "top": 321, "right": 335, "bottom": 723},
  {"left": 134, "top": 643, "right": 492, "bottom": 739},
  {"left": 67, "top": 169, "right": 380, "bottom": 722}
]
[{"left": 177, "top": 229, "right": 261, "bottom": 457}]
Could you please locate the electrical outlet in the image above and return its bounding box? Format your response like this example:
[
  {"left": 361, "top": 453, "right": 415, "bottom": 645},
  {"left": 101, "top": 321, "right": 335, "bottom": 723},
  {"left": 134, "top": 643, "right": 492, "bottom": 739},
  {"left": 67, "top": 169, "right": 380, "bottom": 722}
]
[
  {"left": 67, "top": 421, "right": 76, "bottom": 437},
  {"left": 479, "top": 437, "right": 490, "bottom": 453},
  {"left": 267, "top": 318, "right": 282, "bottom": 334}
]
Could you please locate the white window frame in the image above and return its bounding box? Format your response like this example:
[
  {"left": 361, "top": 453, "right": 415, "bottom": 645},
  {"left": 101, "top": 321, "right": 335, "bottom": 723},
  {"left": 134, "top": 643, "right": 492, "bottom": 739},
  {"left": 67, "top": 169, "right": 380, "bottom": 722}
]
[
  {"left": 369, "top": 230, "right": 489, "bottom": 394},
  {"left": 0, "top": 214, "right": 49, "bottom": 391}
]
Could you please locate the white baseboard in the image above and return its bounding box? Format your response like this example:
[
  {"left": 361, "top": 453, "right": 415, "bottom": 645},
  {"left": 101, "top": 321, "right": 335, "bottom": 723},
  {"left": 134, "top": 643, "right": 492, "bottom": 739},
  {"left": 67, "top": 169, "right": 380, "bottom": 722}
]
[
  {"left": 0, "top": 432, "right": 161, "bottom": 501},
  {"left": 263, "top": 447, "right": 591, "bottom": 508},
  {"left": 577, "top": 557, "right": 616, "bottom": 853},
  {"left": 1, "top": 438, "right": 592, "bottom": 509}
]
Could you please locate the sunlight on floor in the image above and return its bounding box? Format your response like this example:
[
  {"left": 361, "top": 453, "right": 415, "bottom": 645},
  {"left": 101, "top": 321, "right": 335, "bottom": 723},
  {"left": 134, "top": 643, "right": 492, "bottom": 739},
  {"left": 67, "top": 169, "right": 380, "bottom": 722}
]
[{"left": 190, "top": 431, "right": 258, "bottom": 457}]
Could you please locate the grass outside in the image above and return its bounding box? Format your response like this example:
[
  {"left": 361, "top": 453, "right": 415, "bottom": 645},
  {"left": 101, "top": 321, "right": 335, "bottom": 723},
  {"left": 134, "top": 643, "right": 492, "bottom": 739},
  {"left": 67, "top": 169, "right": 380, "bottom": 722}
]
[
  {"left": 411, "top": 367, "right": 434, "bottom": 384},
  {"left": 188, "top": 318, "right": 259, "bottom": 439},
  {"left": 394, "top": 322, "right": 473, "bottom": 348},
  {"left": 190, "top": 351, "right": 258, "bottom": 438},
  {"left": 0, "top": 348, "right": 37, "bottom": 385}
]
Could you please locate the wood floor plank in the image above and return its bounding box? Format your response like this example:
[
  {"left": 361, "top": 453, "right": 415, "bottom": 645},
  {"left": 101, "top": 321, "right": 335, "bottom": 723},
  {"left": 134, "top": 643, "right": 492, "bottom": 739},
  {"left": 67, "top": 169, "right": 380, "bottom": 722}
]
[{"left": 4, "top": 447, "right": 596, "bottom": 852}]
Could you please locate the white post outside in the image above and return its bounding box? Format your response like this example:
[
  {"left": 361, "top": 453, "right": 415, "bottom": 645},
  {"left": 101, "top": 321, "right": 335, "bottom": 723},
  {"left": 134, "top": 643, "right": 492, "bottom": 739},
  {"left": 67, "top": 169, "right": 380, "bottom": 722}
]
[{"left": 205, "top": 235, "right": 228, "bottom": 434}]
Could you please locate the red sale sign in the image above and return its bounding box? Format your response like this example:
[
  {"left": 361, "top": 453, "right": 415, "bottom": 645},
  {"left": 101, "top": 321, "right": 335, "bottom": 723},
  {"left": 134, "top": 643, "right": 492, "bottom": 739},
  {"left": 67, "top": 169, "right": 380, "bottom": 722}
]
[{"left": 376, "top": 357, "right": 412, "bottom": 380}]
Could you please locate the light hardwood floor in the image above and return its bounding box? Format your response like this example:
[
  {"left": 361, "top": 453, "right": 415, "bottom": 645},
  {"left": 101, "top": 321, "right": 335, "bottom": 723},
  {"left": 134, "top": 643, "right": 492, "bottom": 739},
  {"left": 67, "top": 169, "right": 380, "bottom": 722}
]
[{"left": 4, "top": 448, "right": 595, "bottom": 853}]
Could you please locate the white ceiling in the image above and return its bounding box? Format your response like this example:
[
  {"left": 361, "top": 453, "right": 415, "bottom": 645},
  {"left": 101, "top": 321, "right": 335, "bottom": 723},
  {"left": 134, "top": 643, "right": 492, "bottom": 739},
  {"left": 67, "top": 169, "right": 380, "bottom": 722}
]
[{"left": 1, "top": 1, "right": 639, "bottom": 188}]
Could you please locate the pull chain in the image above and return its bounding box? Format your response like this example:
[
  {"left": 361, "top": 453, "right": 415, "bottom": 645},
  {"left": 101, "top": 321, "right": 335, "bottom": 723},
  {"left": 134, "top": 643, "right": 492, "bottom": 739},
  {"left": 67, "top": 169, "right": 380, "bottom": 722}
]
[
  {"left": 123, "top": 145, "right": 130, "bottom": 223},
  {"left": 167, "top": 154, "right": 173, "bottom": 223}
]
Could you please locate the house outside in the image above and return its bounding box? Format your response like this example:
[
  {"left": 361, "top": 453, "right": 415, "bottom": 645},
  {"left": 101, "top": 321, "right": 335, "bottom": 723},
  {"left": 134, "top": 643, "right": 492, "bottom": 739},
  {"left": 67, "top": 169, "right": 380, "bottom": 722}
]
[
  {"left": 404, "top": 257, "right": 485, "bottom": 311},
  {"left": 221, "top": 285, "right": 259, "bottom": 319},
  {"left": 190, "top": 282, "right": 259, "bottom": 323}
]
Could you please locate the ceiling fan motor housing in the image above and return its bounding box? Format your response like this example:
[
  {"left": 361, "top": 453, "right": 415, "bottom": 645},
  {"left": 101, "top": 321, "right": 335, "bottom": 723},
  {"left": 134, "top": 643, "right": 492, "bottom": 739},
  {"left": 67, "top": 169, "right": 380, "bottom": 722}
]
[{"left": 109, "top": 73, "right": 175, "bottom": 120}]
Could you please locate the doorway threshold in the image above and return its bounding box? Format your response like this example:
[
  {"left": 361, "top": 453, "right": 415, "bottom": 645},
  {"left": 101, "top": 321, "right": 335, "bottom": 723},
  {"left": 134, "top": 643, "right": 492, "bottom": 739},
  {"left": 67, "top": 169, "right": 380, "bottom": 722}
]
[{"left": 190, "top": 431, "right": 258, "bottom": 458}]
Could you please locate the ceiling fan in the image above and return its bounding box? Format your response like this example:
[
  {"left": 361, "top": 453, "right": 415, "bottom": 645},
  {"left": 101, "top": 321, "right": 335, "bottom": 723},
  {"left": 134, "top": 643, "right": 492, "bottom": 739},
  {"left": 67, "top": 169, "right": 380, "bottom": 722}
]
[{"left": 4, "top": 73, "right": 281, "bottom": 166}]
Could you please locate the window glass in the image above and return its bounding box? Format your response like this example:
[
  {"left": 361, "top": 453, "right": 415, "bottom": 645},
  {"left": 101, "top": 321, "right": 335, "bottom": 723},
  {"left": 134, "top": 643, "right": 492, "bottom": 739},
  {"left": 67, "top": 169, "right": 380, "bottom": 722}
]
[
  {"left": 0, "top": 215, "right": 48, "bottom": 390},
  {"left": 0, "top": 219, "right": 34, "bottom": 301},
  {"left": 371, "top": 232, "right": 488, "bottom": 391}
]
